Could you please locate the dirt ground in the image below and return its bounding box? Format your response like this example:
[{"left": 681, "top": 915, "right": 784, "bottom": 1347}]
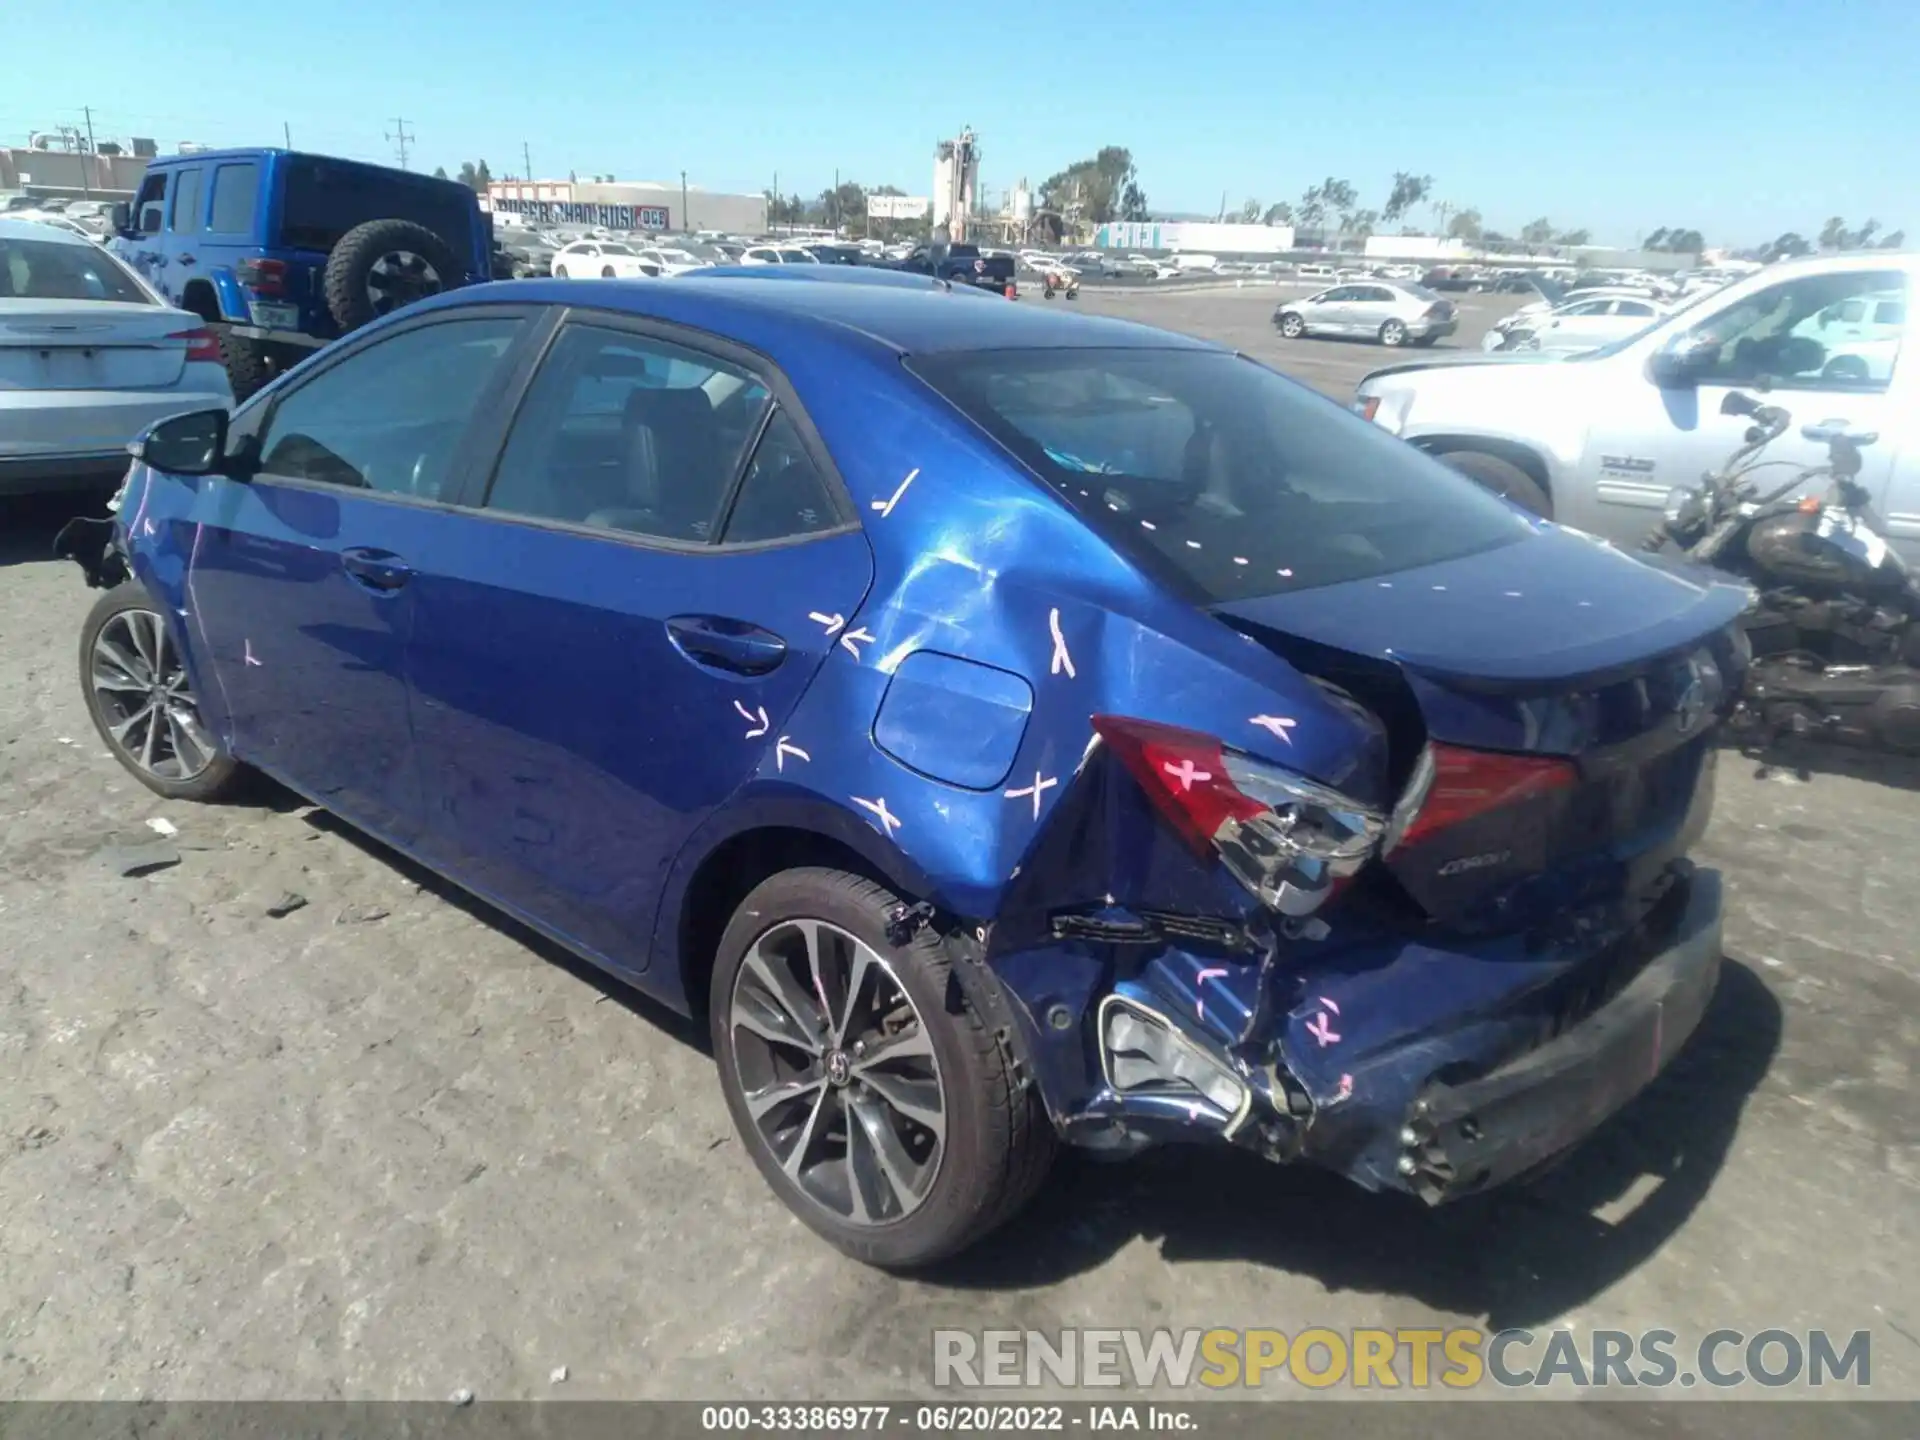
[{"left": 1, "top": 286, "right": 1916, "bottom": 1414}]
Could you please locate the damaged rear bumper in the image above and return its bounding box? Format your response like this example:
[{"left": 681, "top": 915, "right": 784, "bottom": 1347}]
[{"left": 1010, "top": 867, "right": 1723, "bottom": 1202}]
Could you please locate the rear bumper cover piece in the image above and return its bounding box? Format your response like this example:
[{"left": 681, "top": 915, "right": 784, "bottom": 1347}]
[
  {"left": 1399, "top": 868, "right": 1723, "bottom": 1201},
  {"left": 1021, "top": 868, "right": 1723, "bottom": 1201}
]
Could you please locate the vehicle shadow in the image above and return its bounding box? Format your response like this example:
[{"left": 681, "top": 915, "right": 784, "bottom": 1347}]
[
  {"left": 1729, "top": 735, "right": 1920, "bottom": 794},
  {"left": 290, "top": 793, "right": 707, "bottom": 1053},
  {"left": 931, "top": 957, "right": 1781, "bottom": 1332},
  {"left": 0, "top": 492, "right": 111, "bottom": 568}
]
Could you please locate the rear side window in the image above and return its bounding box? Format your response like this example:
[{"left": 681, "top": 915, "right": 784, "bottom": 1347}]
[
  {"left": 910, "top": 348, "right": 1530, "bottom": 602},
  {"left": 721, "top": 410, "right": 840, "bottom": 544},
  {"left": 0, "top": 236, "right": 150, "bottom": 303},
  {"left": 168, "top": 169, "right": 203, "bottom": 232},
  {"left": 280, "top": 157, "right": 475, "bottom": 255},
  {"left": 207, "top": 163, "right": 259, "bottom": 234},
  {"left": 485, "top": 323, "right": 770, "bottom": 542}
]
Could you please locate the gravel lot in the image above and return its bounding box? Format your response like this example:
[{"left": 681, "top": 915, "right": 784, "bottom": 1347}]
[{"left": 2, "top": 285, "right": 1917, "bottom": 1415}]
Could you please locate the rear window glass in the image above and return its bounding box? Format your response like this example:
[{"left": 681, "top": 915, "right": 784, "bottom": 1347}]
[
  {"left": 280, "top": 157, "right": 476, "bottom": 255},
  {"left": 910, "top": 348, "right": 1530, "bottom": 602},
  {"left": 0, "top": 235, "right": 150, "bottom": 303},
  {"left": 207, "top": 163, "right": 259, "bottom": 234}
]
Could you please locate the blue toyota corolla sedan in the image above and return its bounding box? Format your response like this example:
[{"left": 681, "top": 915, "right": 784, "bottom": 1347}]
[{"left": 63, "top": 273, "right": 1747, "bottom": 1267}]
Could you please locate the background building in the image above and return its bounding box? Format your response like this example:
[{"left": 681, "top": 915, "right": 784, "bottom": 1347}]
[
  {"left": 486, "top": 178, "right": 765, "bottom": 234},
  {"left": 0, "top": 146, "right": 149, "bottom": 203}
]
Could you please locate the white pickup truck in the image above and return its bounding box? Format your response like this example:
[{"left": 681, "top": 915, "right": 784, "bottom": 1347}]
[{"left": 1354, "top": 250, "right": 1917, "bottom": 565}]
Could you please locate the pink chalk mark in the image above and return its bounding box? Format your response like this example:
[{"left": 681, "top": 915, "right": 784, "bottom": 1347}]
[
  {"left": 243, "top": 639, "right": 262, "bottom": 668},
  {"left": 1162, "top": 757, "right": 1211, "bottom": 791},
  {"left": 1193, "top": 966, "right": 1229, "bottom": 1021},
  {"left": 1305, "top": 1010, "right": 1341, "bottom": 1047},
  {"left": 1317, "top": 995, "right": 1340, "bottom": 1015}
]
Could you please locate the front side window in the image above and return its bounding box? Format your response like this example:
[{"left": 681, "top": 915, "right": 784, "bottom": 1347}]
[
  {"left": 168, "top": 169, "right": 203, "bottom": 233},
  {"left": 255, "top": 316, "right": 523, "bottom": 499},
  {"left": 207, "top": 163, "right": 259, "bottom": 235},
  {"left": 133, "top": 173, "right": 166, "bottom": 234},
  {"left": 910, "top": 347, "right": 1530, "bottom": 602},
  {"left": 485, "top": 323, "right": 770, "bottom": 541},
  {"left": 1678, "top": 270, "right": 1907, "bottom": 390}
]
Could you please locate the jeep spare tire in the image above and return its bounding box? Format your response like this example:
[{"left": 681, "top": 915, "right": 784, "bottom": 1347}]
[{"left": 323, "top": 218, "right": 459, "bottom": 331}]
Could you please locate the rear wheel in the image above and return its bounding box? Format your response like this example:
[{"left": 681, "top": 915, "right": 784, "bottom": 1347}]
[
  {"left": 79, "top": 583, "right": 243, "bottom": 802},
  {"left": 711, "top": 868, "right": 1054, "bottom": 1268},
  {"left": 556, "top": 264, "right": 570, "bottom": 278},
  {"left": 601, "top": 265, "right": 616, "bottom": 278},
  {"left": 1434, "top": 448, "right": 1553, "bottom": 517},
  {"left": 1379, "top": 318, "right": 1409, "bottom": 347},
  {"left": 1278, "top": 311, "right": 1305, "bottom": 338},
  {"left": 215, "top": 330, "right": 275, "bottom": 402}
]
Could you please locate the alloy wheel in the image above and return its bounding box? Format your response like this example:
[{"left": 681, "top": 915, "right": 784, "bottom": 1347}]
[
  {"left": 89, "top": 608, "right": 216, "bottom": 781},
  {"left": 728, "top": 918, "right": 947, "bottom": 1226},
  {"left": 365, "top": 249, "right": 444, "bottom": 316},
  {"left": 1382, "top": 320, "right": 1407, "bottom": 346}
]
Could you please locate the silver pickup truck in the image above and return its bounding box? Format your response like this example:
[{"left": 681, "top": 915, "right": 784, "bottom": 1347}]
[{"left": 1354, "top": 250, "right": 1917, "bottom": 565}]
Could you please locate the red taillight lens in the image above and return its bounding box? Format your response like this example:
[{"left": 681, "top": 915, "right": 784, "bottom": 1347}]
[
  {"left": 1389, "top": 742, "right": 1577, "bottom": 852},
  {"left": 1004, "top": 283, "right": 1017, "bottom": 299},
  {"left": 237, "top": 257, "right": 287, "bottom": 295},
  {"left": 168, "top": 327, "right": 221, "bottom": 364},
  {"left": 1092, "top": 715, "right": 1265, "bottom": 853},
  {"left": 1091, "top": 715, "right": 1385, "bottom": 917}
]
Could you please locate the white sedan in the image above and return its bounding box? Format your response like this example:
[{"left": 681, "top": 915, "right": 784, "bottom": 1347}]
[
  {"left": 1487, "top": 293, "right": 1667, "bottom": 353},
  {"left": 1, "top": 218, "right": 233, "bottom": 496},
  {"left": 739, "top": 246, "right": 819, "bottom": 266},
  {"left": 549, "top": 241, "right": 661, "bottom": 279},
  {"left": 635, "top": 246, "right": 712, "bottom": 277}
]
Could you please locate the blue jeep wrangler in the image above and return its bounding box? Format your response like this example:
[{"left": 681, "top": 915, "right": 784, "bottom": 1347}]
[{"left": 111, "top": 149, "right": 492, "bottom": 398}]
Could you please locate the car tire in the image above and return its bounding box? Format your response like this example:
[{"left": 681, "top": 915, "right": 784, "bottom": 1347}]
[
  {"left": 79, "top": 582, "right": 244, "bottom": 803},
  {"left": 556, "top": 265, "right": 569, "bottom": 278},
  {"left": 1412, "top": 333, "right": 1441, "bottom": 348},
  {"left": 601, "top": 265, "right": 616, "bottom": 279},
  {"left": 1379, "top": 319, "right": 1408, "bottom": 347},
  {"left": 215, "top": 330, "right": 276, "bottom": 402},
  {"left": 1434, "top": 449, "right": 1553, "bottom": 517},
  {"left": 322, "top": 218, "right": 460, "bottom": 332},
  {"left": 1278, "top": 312, "right": 1306, "bottom": 338},
  {"left": 710, "top": 867, "right": 1055, "bottom": 1269}
]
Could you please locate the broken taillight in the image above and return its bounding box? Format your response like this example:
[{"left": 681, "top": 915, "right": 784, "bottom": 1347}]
[
  {"left": 1091, "top": 715, "right": 1385, "bottom": 917},
  {"left": 1386, "top": 742, "right": 1577, "bottom": 852}
]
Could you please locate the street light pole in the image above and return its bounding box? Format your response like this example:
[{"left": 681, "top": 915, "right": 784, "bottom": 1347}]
[{"left": 681, "top": 170, "right": 689, "bottom": 233}]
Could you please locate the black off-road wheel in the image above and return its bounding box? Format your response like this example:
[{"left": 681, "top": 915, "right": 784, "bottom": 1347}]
[
  {"left": 322, "top": 219, "right": 459, "bottom": 331},
  {"left": 215, "top": 330, "right": 275, "bottom": 402},
  {"left": 79, "top": 583, "right": 243, "bottom": 802},
  {"left": 711, "top": 868, "right": 1055, "bottom": 1269}
]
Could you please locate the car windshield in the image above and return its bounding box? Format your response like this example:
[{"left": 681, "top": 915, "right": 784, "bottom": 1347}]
[
  {"left": 281, "top": 157, "right": 478, "bottom": 255},
  {"left": 910, "top": 348, "right": 1530, "bottom": 602},
  {"left": 0, "top": 235, "right": 151, "bottom": 303}
]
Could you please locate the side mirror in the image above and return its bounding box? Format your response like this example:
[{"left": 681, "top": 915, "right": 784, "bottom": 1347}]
[
  {"left": 110, "top": 201, "right": 131, "bottom": 234},
  {"left": 1648, "top": 329, "right": 1721, "bottom": 388},
  {"left": 131, "top": 409, "right": 230, "bottom": 476}
]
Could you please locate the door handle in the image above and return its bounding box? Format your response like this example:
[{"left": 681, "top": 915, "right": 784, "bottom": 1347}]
[
  {"left": 339, "top": 547, "right": 413, "bottom": 592},
  {"left": 177, "top": 254, "right": 196, "bottom": 265},
  {"left": 666, "top": 615, "right": 787, "bottom": 676}
]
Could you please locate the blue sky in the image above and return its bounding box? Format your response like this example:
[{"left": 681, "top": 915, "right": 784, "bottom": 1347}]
[{"left": 7, "top": 0, "right": 1912, "bottom": 246}]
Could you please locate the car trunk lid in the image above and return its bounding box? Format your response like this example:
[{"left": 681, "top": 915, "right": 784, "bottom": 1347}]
[
  {"left": 0, "top": 300, "right": 191, "bottom": 390},
  {"left": 1211, "top": 526, "right": 1750, "bottom": 930}
]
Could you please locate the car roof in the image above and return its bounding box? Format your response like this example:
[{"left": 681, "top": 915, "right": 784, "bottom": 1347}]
[
  {"left": 0, "top": 216, "right": 96, "bottom": 246},
  {"left": 427, "top": 275, "right": 1219, "bottom": 357}
]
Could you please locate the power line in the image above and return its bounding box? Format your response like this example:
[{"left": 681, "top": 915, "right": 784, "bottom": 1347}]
[{"left": 385, "top": 116, "right": 415, "bottom": 170}]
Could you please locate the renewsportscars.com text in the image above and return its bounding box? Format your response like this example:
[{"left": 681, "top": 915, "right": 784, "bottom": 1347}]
[{"left": 932, "top": 1327, "right": 1873, "bottom": 1391}]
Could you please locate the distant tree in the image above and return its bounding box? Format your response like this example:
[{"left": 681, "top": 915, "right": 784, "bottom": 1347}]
[
  {"left": 1262, "top": 201, "right": 1293, "bottom": 226},
  {"left": 457, "top": 161, "right": 478, "bottom": 189},
  {"left": 1643, "top": 226, "right": 1670, "bottom": 250},
  {"left": 1767, "top": 232, "right": 1814, "bottom": 260},
  {"left": 816, "top": 180, "right": 867, "bottom": 233},
  {"left": 1325, "top": 179, "right": 1360, "bottom": 231},
  {"left": 1850, "top": 218, "right": 1881, "bottom": 248},
  {"left": 1881, "top": 229, "right": 1906, "bottom": 248},
  {"left": 1445, "top": 207, "right": 1482, "bottom": 242},
  {"left": 1520, "top": 217, "right": 1556, "bottom": 249},
  {"left": 1344, "top": 209, "right": 1379, "bottom": 248},
  {"left": 1039, "top": 146, "right": 1146, "bottom": 225},
  {"left": 1296, "top": 183, "right": 1327, "bottom": 234},
  {"left": 1382, "top": 171, "right": 1432, "bottom": 225},
  {"left": 474, "top": 160, "right": 493, "bottom": 190},
  {"left": 1819, "top": 216, "right": 1849, "bottom": 250},
  {"left": 1482, "top": 230, "right": 1512, "bottom": 250},
  {"left": 432, "top": 165, "right": 448, "bottom": 180},
  {"left": 1556, "top": 227, "right": 1591, "bottom": 246},
  {"left": 1644, "top": 226, "right": 1704, "bottom": 254},
  {"left": 1237, "top": 198, "right": 1261, "bottom": 224}
]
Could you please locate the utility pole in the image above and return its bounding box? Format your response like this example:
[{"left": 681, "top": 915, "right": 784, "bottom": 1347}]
[
  {"left": 772, "top": 170, "right": 778, "bottom": 232},
  {"left": 523, "top": 141, "right": 532, "bottom": 182},
  {"left": 681, "top": 170, "right": 689, "bottom": 232},
  {"left": 283, "top": 121, "right": 292, "bottom": 149},
  {"left": 80, "top": 106, "right": 96, "bottom": 197},
  {"left": 833, "top": 167, "right": 839, "bottom": 234},
  {"left": 385, "top": 117, "right": 414, "bottom": 171}
]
